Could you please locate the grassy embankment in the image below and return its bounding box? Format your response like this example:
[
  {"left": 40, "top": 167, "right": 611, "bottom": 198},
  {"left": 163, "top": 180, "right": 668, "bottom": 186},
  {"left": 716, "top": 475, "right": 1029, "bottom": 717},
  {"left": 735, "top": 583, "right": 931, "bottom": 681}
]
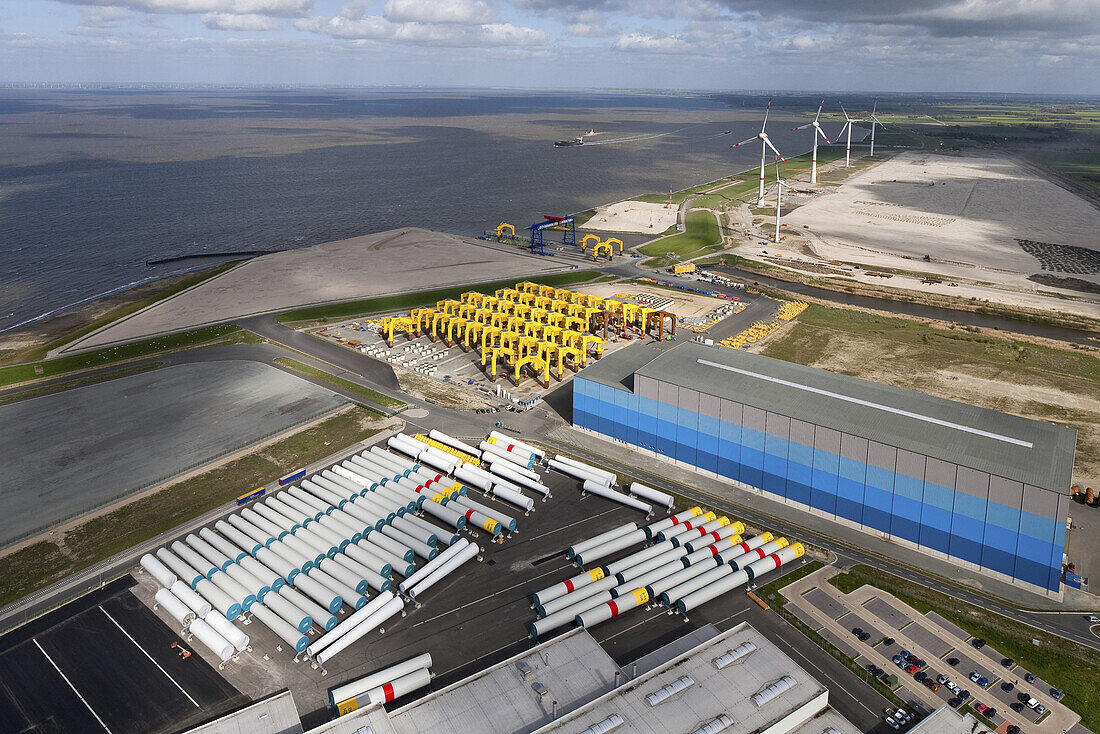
[
  {"left": 274, "top": 357, "right": 405, "bottom": 410},
  {"left": 0, "top": 362, "right": 163, "bottom": 407},
  {"left": 277, "top": 270, "right": 603, "bottom": 326},
  {"left": 830, "top": 564, "right": 1100, "bottom": 731},
  {"left": 0, "top": 323, "right": 241, "bottom": 389},
  {"left": 0, "top": 261, "right": 241, "bottom": 367},
  {"left": 0, "top": 406, "right": 383, "bottom": 610},
  {"left": 761, "top": 303, "right": 1100, "bottom": 480}
]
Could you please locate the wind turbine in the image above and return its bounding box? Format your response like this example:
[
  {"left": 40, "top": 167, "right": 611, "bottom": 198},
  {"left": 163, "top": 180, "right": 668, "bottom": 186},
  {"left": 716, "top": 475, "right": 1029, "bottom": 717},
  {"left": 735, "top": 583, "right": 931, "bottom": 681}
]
[
  {"left": 731, "top": 98, "right": 784, "bottom": 203},
  {"left": 769, "top": 160, "right": 793, "bottom": 244},
  {"left": 868, "top": 99, "right": 885, "bottom": 157},
  {"left": 836, "top": 103, "right": 864, "bottom": 168},
  {"left": 792, "top": 98, "right": 831, "bottom": 185}
]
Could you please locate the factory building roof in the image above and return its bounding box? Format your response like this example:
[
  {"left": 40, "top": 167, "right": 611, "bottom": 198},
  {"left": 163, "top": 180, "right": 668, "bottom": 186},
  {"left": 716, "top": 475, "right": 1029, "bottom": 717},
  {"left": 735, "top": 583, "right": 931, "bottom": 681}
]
[
  {"left": 906, "top": 705, "right": 994, "bottom": 734},
  {"left": 385, "top": 628, "right": 619, "bottom": 734},
  {"left": 578, "top": 342, "right": 1076, "bottom": 493},
  {"left": 532, "top": 622, "right": 859, "bottom": 734},
  {"left": 185, "top": 691, "right": 304, "bottom": 734}
]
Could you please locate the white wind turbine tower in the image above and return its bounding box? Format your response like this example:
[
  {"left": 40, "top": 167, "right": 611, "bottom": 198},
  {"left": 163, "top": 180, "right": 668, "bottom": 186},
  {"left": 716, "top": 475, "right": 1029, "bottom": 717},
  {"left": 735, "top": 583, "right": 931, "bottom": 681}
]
[
  {"left": 731, "top": 98, "right": 784, "bottom": 203},
  {"left": 868, "top": 99, "right": 885, "bottom": 157},
  {"left": 769, "top": 161, "right": 793, "bottom": 244},
  {"left": 836, "top": 103, "right": 865, "bottom": 168},
  {"left": 792, "top": 98, "right": 831, "bottom": 184}
]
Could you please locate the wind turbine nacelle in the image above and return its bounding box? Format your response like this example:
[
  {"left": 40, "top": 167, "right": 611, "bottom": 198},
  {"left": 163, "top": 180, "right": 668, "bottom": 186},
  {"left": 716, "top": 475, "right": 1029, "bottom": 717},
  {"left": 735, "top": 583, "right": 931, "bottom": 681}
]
[{"left": 760, "top": 132, "right": 769, "bottom": 139}]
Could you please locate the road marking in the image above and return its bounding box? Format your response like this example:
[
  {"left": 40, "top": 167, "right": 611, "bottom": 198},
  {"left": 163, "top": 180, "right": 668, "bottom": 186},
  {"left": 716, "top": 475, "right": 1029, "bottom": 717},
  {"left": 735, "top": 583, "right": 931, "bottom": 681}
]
[
  {"left": 33, "top": 638, "right": 114, "bottom": 733},
  {"left": 99, "top": 606, "right": 200, "bottom": 708},
  {"left": 781, "top": 637, "right": 878, "bottom": 717},
  {"left": 696, "top": 358, "right": 1033, "bottom": 448}
]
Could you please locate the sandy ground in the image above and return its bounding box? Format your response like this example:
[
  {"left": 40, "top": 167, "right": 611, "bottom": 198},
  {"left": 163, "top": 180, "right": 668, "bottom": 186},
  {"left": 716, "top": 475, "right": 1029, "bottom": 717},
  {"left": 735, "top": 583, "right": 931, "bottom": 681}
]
[
  {"left": 761, "top": 152, "right": 1100, "bottom": 313},
  {"left": 62, "top": 229, "right": 567, "bottom": 353},
  {"left": 573, "top": 282, "right": 725, "bottom": 318},
  {"left": 582, "top": 200, "right": 679, "bottom": 234}
]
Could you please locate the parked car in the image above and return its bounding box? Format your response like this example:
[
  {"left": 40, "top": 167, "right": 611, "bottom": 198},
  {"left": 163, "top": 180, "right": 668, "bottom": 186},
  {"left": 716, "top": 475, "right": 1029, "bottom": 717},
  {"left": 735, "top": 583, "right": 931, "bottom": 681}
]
[
  {"left": 1025, "top": 673, "right": 1037, "bottom": 683},
  {"left": 973, "top": 638, "right": 986, "bottom": 648},
  {"left": 894, "top": 708, "right": 912, "bottom": 722},
  {"left": 986, "top": 708, "right": 997, "bottom": 718},
  {"left": 883, "top": 637, "right": 895, "bottom": 646},
  {"left": 908, "top": 654, "right": 920, "bottom": 665},
  {"left": 1035, "top": 704, "right": 1047, "bottom": 715},
  {"left": 885, "top": 717, "right": 899, "bottom": 730},
  {"left": 1087, "top": 615, "right": 1100, "bottom": 623},
  {"left": 937, "top": 674, "right": 949, "bottom": 685},
  {"left": 970, "top": 672, "right": 982, "bottom": 682},
  {"left": 859, "top": 632, "right": 871, "bottom": 642},
  {"left": 1002, "top": 682, "right": 1015, "bottom": 692},
  {"left": 925, "top": 680, "right": 942, "bottom": 692},
  {"left": 1026, "top": 697, "right": 1040, "bottom": 709},
  {"left": 1051, "top": 688, "right": 1064, "bottom": 700},
  {"left": 978, "top": 676, "right": 989, "bottom": 687},
  {"left": 949, "top": 697, "right": 961, "bottom": 708},
  {"left": 852, "top": 627, "right": 864, "bottom": 635},
  {"left": 959, "top": 689, "right": 971, "bottom": 701},
  {"left": 1002, "top": 657, "right": 1015, "bottom": 668},
  {"left": 906, "top": 663, "right": 919, "bottom": 674},
  {"left": 1006, "top": 725, "right": 1021, "bottom": 734},
  {"left": 947, "top": 657, "right": 960, "bottom": 666},
  {"left": 914, "top": 671, "right": 927, "bottom": 683},
  {"left": 947, "top": 682, "right": 961, "bottom": 695},
  {"left": 900, "top": 649, "right": 911, "bottom": 659},
  {"left": 892, "top": 655, "right": 903, "bottom": 665},
  {"left": 975, "top": 703, "right": 989, "bottom": 714},
  {"left": 1011, "top": 702, "right": 1025, "bottom": 712}
]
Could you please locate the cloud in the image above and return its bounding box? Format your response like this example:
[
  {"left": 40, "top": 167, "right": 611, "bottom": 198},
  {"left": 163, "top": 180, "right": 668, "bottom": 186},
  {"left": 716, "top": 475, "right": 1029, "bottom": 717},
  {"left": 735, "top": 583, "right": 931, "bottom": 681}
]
[
  {"left": 383, "top": 0, "right": 495, "bottom": 25},
  {"left": 614, "top": 31, "right": 691, "bottom": 53},
  {"left": 564, "top": 9, "right": 613, "bottom": 37},
  {"left": 56, "top": 0, "right": 312, "bottom": 18},
  {"left": 295, "top": 2, "right": 547, "bottom": 46},
  {"left": 201, "top": 12, "right": 279, "bottom": 30}
]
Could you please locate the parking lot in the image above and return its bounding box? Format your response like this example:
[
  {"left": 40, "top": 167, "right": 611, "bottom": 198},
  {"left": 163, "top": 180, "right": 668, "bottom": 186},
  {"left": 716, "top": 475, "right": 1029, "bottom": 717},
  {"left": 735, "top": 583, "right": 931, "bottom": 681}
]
[
  {"left": 785, "top": 566, "right": 1074, "bottom": 732},
  {"left": 0, "top": 578, "right": 246, "bottom": 734}
]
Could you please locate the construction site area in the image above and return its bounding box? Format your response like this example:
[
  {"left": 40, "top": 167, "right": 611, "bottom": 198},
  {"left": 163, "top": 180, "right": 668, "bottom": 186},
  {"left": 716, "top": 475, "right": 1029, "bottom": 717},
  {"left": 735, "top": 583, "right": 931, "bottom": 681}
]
[{"left": 311, "top": 281, "right": 685, "bottom": 405}]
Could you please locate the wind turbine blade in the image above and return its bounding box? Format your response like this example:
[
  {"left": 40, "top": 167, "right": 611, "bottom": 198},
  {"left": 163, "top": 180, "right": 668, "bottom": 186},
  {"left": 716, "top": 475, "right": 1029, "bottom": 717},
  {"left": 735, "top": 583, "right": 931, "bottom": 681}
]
[
  {"left": 793, "top": 122, "right": 813, "bottom": 131},
  {"left": 838, "top": 121, "right": 850, "bottom": 139},
  {"left": 764, "top": 137, "right": 784, "bottom": 160},
  {"left": 871, "top": 99, "right": 878, "bottom": 116},
  {"left": 731, "top": 136, "right": 757, "bottom": 147},
  {"left": 820, "top": 128, "right": 832, "bottom": 145},
  {"left": 839, "top": 102, "right": 849, "bottom": 121},
  {"left": 761, "top": 98, "right": 772, "bottom": 132},
  {"left": 814, "top": 98, "right": 824, "bottom": 123}
]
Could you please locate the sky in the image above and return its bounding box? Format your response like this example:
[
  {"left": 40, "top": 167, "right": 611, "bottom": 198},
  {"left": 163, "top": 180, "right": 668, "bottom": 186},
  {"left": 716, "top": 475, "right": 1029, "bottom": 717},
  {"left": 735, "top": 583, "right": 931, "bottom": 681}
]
[{"left": 2, "top": 0, "right": 1099, "bottom": 93}]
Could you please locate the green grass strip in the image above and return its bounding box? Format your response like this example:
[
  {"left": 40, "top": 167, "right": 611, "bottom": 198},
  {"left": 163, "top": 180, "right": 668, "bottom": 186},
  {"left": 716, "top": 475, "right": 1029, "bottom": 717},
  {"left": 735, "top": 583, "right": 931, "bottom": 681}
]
[
  {"left": 639, "top": 209, "right": 721, "bottom": 258},
  {"left": 277, "top": 270, "right": 602, "bottom": 325},
  {"left": 0, "top": 324, "right": 240, "bottom": 388},
  {"left": 274, "top": 358, "right": 398, "bottom": 413}
]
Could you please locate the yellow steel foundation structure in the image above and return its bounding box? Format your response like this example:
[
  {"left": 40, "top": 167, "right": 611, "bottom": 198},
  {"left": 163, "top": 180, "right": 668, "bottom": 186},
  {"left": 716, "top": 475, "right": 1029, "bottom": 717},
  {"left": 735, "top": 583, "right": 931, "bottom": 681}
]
[{"left": 379, "top": 280, "right": 682, "bottom": 378}]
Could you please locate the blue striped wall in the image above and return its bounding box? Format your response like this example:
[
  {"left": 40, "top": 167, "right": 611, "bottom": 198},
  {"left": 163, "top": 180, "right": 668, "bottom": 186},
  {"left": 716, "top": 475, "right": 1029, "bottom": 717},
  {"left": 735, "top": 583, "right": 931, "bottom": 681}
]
[{"left": 573, "top": 376, "right": 1065, "bottom": 593}]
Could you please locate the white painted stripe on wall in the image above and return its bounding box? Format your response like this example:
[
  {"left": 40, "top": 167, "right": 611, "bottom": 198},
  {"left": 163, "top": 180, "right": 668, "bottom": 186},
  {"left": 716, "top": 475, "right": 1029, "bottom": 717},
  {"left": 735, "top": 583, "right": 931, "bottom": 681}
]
[{"left": 696, "top": 359, "right": 1033, "bottom": 449}]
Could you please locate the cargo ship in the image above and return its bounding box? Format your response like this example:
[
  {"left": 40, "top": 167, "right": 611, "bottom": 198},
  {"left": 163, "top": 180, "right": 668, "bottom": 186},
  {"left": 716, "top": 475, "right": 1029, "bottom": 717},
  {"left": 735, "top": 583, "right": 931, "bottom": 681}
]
[{"left": 554, "top": 137, "right": 584, "bottom": 148}]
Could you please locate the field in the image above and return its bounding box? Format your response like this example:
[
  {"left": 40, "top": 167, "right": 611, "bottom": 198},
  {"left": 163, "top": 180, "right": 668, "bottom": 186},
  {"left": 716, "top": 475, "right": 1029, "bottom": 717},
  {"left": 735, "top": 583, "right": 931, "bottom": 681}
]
[
  {"left": 0, "top": 406, "right": 385, "bottom": 609},
  {"left": 759, "top": 304, "right": 1100, "bottom": 483},
  {"left": 830, "top": 564, "right": 1100, "bottom": 731},
  {"left": 638, "top": 209, "right": 722, "bottom": 260}
]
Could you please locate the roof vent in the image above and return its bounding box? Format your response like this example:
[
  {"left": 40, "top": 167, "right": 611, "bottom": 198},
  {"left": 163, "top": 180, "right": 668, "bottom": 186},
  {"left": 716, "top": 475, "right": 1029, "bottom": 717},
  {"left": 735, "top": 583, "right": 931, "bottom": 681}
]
[
  {"left": 751, "top": 675, "right": 796, "bottom": 707},
  {"left": 823, "top": 729, "right": 842, "bottom": 734},
  {"left": 646, "top": 675, "right": 694, "bottom": 706},
  {"left": 688, "top": 714, "right": 733, "bottom": 734},
  {"left": 713, "top": 641, "right": 756, "bottom": 669},
  {"left": 578, "top": 713, "right": 625, "bottom": 734}
]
